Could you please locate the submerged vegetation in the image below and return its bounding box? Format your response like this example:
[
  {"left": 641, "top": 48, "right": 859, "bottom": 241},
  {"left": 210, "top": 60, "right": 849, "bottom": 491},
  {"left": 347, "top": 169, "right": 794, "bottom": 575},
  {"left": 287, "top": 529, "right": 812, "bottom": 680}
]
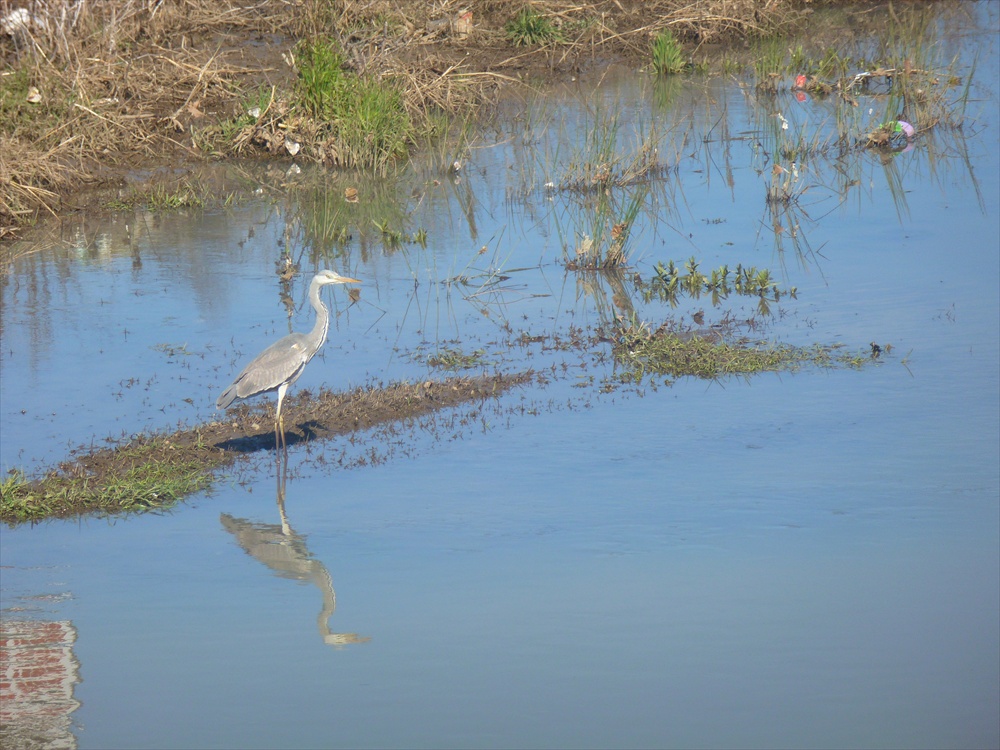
[
  {"left": 425, "top": 347, "right": 489, "bottom": 370},
  {"left": 105, "top": 183, "right": 210, "bottom": 211}
]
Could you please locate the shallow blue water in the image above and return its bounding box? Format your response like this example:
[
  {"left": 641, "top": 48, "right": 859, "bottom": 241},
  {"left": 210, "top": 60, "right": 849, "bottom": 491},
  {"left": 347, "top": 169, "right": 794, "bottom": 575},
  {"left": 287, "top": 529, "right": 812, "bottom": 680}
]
[{"left": 2, "top": 5, "right": 998, "bottom": 748}]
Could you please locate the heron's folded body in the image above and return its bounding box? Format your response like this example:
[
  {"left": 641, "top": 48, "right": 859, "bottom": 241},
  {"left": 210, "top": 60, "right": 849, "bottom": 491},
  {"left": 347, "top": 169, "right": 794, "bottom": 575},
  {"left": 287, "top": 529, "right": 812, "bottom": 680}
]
[{"left": 216, "top": 270, "right": 360, "bottom": 450}]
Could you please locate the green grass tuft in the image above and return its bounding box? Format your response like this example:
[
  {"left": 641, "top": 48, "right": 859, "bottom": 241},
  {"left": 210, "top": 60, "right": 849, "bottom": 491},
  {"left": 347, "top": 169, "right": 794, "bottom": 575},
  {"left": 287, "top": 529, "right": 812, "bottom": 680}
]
[
  {"left": 334, "top": 76, "right": 412, "bottom": 174},
  {"left": 1, "top": 442, "right": 218, "bottom": 525},
  {"left": 651, "top": 30, "right": 685, "bottom": 75},
  {"left": 506, "top": 6, "right": 562, "bottom": 47},
  {"left": 295, "top": 37, "right": 349, "bottom": 120},
  {"left": 291, "top": 36, "right": 413, "bottom": 174}
]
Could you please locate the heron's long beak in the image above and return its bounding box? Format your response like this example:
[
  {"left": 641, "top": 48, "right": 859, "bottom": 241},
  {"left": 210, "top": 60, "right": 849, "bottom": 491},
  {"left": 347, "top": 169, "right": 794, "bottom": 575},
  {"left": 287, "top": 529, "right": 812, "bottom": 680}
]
[{"left": 341, "top": 277, "right": 361, "bottom": 284}]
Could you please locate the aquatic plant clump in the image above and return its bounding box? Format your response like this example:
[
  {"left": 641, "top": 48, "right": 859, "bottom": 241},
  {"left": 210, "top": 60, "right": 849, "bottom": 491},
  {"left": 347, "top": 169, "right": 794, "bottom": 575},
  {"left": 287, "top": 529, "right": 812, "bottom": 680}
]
[
  {"left": 565, "top": 189, "right": 645, "bottom": 271},
  {"left": 611, "top": 315, "right": 872, "bottom": 385},
  {"left": 642, "top": 259, "right": 797, "bottom": 304}
]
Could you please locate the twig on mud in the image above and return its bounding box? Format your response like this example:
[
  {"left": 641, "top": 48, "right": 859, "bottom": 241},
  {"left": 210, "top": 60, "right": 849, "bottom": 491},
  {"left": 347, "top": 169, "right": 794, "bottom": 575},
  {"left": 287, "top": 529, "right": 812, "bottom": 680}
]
[{"left": 72, "top": 102, "right": 135, "bottom": 132}]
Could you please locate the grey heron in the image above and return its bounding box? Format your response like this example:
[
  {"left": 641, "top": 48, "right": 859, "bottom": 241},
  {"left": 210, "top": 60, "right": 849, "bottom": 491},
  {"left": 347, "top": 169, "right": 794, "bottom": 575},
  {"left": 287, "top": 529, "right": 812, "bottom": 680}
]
[{"left": 217, "top": 269, "right": 360, "bottom": 450}]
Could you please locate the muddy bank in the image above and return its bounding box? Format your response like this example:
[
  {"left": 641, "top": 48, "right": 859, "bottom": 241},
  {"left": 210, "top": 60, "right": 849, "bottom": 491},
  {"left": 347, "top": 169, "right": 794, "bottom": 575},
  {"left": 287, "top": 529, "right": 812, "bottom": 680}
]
[
  {"left": 1, "top": 373, "right": 534, "bottom": 524},
  {"left": 211, "top": 373, "right": 534, "bottom": 453}
]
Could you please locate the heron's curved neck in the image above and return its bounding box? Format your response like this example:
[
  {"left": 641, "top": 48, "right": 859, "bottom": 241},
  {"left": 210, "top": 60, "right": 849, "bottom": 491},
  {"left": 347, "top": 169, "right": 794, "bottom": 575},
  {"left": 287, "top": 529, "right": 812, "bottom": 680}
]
[{"left": 308, "top": 279, "right": 331, "bottom": 348}]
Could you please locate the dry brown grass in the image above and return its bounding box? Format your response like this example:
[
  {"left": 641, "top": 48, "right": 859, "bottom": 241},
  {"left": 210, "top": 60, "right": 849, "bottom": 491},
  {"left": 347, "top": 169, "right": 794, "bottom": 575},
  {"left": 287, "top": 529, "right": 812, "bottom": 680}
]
[
  {"left": 1, "top": 0, "right": 287, "bottom": 230},
  {"left": 1, "top": 0, "right": 800, "bottom": 237}
]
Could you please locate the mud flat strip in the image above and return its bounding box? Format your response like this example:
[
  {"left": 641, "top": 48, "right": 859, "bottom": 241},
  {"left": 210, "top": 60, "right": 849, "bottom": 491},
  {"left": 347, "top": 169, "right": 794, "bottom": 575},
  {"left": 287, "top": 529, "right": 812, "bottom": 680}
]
[{"left": 1, "top": 372, "right": 534, "bottom": 524}]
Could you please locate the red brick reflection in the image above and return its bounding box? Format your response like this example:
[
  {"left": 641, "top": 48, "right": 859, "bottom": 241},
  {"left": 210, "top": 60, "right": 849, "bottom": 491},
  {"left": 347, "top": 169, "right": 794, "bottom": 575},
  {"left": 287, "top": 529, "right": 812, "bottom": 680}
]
[{"left": 0, "top": 619, "right": 80, "bottom": 748}]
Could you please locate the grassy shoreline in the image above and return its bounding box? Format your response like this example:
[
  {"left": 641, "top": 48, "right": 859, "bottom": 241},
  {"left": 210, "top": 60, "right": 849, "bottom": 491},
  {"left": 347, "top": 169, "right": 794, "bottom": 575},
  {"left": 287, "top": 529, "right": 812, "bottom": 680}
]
[
  {"left": 0, "top": 0, "right": 831, "bottom": 238},
  {"left": 2, "top": 0, "right": 971, "bottom": 240}
]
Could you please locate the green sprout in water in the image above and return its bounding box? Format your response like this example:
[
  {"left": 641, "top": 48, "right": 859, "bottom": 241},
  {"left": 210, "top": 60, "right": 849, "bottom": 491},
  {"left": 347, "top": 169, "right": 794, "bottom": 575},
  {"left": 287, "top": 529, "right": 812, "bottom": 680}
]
[
  {"left": 642, "top": 258, "right": 796, "bottom": 308},
  {"left": 651, "top": 30, "right": 685, "bottom": 75},
  {"left": 426, "top": 347, "right": 488, "bottom": 370},
  {"left": 372, "top": 220, "right": 428, "bottom": 249}
]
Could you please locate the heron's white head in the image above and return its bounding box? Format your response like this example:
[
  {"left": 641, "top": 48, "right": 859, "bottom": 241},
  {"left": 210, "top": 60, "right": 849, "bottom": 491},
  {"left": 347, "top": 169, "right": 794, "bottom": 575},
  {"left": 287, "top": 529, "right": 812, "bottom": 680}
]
[{"left": 314, "top": 269, "right": 361, "bottom": 286}]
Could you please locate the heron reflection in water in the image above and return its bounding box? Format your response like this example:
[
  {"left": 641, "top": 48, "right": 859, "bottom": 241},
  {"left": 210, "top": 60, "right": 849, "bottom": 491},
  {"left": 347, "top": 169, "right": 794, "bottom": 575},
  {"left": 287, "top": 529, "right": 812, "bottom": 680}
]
[
  {"left": 221, "top": 473, "right": 369, "bottom": 648},
  {"left": 216, "top": 270, "right": 360, "bottom": 452}
]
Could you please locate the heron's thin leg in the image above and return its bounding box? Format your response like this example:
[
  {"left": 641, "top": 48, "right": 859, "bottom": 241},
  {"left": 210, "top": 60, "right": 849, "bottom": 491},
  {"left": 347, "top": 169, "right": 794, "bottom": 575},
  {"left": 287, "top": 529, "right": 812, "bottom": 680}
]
[
  {"left": 278, "top": 409, "right": 288, "bottom": 454},
  {"left": 275, "top": 383, "right": 289, "bottom": 454}
]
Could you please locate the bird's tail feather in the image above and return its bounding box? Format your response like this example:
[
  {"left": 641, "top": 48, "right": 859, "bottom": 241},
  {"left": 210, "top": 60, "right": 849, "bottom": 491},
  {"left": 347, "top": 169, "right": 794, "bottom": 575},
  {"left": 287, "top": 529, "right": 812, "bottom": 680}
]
[{"left": 217, "top": 383, "right": 239, "bottom": 410}]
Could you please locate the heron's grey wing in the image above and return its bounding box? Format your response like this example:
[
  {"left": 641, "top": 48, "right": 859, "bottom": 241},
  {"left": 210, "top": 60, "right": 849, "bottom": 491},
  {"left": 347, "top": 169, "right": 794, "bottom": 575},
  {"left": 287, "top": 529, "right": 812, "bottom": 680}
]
[{"left": 217, "top": 333, "right": 313, "bottom": 409}]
